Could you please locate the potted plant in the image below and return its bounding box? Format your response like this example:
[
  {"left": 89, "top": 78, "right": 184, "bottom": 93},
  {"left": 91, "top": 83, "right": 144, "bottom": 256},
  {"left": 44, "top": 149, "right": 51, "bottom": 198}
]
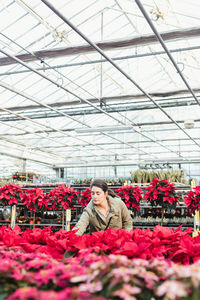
[
  {"left": 21, "top": 188, "right": 47, "bottom": 212},
  {"left": 0, "top": 183, "right": 23, "bottom": 207},
  {"left": 184, "top": 186, "right": 200, "bottom": 215},
  {"left": 48, "top": 185, "right": 79, "bottom": 229},
  {"left": 115, "top": 185, "right": 142, "bottom": 211},
  {"left": 0, "top": 183, "right": 23, "bottom": 225},
  {"left": 144, "top": 178, "right": 180, "bottom": 225},
  {"left": 21, "top": 188, "right": 47, "bottom": 227}
]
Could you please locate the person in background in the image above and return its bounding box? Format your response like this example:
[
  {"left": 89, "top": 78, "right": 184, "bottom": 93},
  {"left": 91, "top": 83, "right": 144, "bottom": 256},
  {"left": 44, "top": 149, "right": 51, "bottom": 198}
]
[{"left": 73, "top": 178, "right": 133, "bottom": 235}]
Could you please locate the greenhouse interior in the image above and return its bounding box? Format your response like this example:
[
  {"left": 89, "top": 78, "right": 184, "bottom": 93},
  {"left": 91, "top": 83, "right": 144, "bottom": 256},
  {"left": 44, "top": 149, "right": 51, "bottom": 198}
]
[{"left": 0, "top": 0, "right": 200, "bottom": 299}]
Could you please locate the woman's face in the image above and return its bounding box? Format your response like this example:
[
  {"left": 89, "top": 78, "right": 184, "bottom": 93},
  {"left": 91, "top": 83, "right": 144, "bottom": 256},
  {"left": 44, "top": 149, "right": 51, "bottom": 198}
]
[{"left": 91, "top": 186, "right": 107, "bottom": 206}]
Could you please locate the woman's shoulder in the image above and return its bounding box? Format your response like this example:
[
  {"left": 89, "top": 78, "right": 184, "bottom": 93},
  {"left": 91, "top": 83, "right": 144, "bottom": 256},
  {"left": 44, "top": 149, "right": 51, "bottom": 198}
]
[{"left": 109, "top": 195, "right": 123, "bottom": 205}]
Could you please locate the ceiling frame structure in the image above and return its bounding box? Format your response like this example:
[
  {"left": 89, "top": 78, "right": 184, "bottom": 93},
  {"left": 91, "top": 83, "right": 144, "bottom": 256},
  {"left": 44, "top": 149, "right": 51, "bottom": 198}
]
[
  {"left": 41, "top": 0, "right": 200, "bottom": 147},
  {"left": 0, "top": 0, "right": 200, "bottom": 177},
  {"left": 0, "top": 31, "right": 189, "bottom": 160}
]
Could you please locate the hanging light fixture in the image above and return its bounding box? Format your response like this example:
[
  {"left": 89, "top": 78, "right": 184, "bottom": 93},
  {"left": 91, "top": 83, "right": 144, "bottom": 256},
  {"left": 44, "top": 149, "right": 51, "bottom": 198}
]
[
  {"left": 184, "top": 120, "right": 195, "bottom": 129},
  {"left": 75, "top": 125, "right": 133, "bottom": 133}
]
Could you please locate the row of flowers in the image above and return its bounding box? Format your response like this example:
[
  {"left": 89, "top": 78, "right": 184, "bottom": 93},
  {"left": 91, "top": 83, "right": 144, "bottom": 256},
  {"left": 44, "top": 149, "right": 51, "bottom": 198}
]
[
  {"left": 0, "top": 179, "right": 200, "bottom": 214},
  {"left": 1, "top": 226, "right": 200, "bottom": 299},
  {"left": 2, "top": 248, "right": 200, "bottom": 300},
  {"left": 0, "top": 225, "right": 198, "bottom": 263},
  {"left": 0, "top": 184, "right": 79, "bottom": 211},
  {"left": 115, "top": 179, "right": 199, "bottom": 215}
]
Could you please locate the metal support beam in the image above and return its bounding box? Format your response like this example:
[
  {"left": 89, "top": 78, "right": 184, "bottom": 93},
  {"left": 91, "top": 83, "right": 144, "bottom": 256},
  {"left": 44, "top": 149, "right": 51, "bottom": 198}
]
[
  {"left": 0, "top": 98, "right": 197, "bottom": 121},
  {"left": 54, "top": 159, "right": 200, "bottom": 168},
  {"left": 0, "top": 89, "right": 199, "bottom": 112},
  {"left": 1, "top": 44, "right": 200, "bottom": 77},
  {"left": 0, "top": 26, "right": 200, "bottom": 66},
  {"left": 22, "top": 158, "right": 26, "bottom": 172},
  {"left": 135, "top": 0, "right": 200, "bottom": 106}
]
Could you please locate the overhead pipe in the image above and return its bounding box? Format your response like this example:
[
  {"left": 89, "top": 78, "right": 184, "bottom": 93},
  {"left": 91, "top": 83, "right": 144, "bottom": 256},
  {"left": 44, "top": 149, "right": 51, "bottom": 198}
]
[
  {"left": 41, "top": 0, "right": 200, "bottom": 152},
  {"left": 0, "top": 98, "right": 197, "bottom": 121},
  {"left": 114, "top": 0, "right": 177, "bottom": 89},
  {"left": 1, "top": 89, "right": 200, "bottom": 112},
  {"left": 1, "top": 44, "right": 200, "bottom": 77},
  {"left": 1, "top": 26, "right": 200, "bottom": 66}
]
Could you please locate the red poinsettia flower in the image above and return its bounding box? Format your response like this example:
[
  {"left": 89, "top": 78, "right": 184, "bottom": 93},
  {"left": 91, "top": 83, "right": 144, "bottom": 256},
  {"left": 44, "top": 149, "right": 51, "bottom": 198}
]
[
  {"left": 115, "top": 185, "right": 142, "bottom": 210},
  {"left": 48, "top": 185, "right": 79, "bottom": 210},
  {"left": 184, "top": 186, "right": 200, "bottom": 215},
  {"left": 144, "top": 178, "right": 179, "bottom": 208},
  {"left": 0, "top": 183, "right": 23, "bottom": 206},
  {"left": 21, "top": 188, "right": 48, "bottom": 212},
  {"left": 78, "top": 187, "right": 91, "bottom": 207}
]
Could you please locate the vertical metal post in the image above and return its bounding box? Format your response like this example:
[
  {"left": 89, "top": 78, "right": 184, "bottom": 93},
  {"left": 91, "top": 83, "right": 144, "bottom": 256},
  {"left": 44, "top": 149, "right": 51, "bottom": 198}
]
[
  {"left": 65, "top": 209, "right": 71, "bottom": 231},
  {"left": 10, "top": 204, "right": 16, "bottom": 229},
  {"left": 62, "top": 210, "right": 65, "bottom": 230},
  {"left": 114, "top": 154, "right": 117, "bottom": 177}
]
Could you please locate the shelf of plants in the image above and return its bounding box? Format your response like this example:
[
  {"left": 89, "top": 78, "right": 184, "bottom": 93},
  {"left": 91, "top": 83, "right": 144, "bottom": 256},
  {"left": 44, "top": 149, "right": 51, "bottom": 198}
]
[
  {"left": 0, "top": 180, "right": 194, "bottom": 231},
  {"left": 0, "top": 183, "right": 78, "bottom": 231},
  {"left": 71, "top": 180, "right": 193, "bottom": 229}
]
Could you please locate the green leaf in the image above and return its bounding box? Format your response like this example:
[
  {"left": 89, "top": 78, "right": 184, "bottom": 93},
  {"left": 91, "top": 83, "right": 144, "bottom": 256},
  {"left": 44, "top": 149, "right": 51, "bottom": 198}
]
[{"left": 0, "top": 293, "right": 8, "bottom": 300}]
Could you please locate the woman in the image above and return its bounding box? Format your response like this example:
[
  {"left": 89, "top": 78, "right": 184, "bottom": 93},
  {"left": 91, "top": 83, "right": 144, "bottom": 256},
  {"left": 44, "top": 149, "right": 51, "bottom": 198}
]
[{"left": 73, "top": 178, "right": 133, "bottom": 235}]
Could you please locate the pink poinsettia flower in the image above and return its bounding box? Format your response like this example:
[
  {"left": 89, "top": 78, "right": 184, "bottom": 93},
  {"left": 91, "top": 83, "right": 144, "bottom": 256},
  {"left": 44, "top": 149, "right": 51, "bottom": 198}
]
[
  {"left": 113, "top": 284, "right": 141, "bottom": 300},
  {"left": 156, "top": 280, "right": 189, "bottom": 299}
]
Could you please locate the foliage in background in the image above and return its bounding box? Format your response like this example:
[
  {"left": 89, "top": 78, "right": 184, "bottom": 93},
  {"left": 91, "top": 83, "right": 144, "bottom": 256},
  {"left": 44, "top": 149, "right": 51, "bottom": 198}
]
[
  {"left": 130, "top": 169, "right": 186, "bottom": 184},
  {"left": 72, "top": 178, "right": 93, "bottom": 184},
  {"left": 72, "top": 177, "right": 131, "bottom": 185},
  {"left": 106, "top": 177, "right": 131, "bottom": 184}
]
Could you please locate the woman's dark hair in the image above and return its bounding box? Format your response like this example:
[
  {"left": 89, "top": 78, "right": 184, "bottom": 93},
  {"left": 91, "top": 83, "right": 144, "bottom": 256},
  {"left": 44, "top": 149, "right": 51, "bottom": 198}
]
[{"left": 91, "top": 178, "right": 117, "bottom": 198}]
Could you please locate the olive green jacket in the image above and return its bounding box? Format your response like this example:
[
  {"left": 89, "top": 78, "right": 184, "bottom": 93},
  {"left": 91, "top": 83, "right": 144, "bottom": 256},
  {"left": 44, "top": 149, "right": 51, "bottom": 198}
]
[{"left": 73, "top": 196, "right": 133, "bottom": 235}]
